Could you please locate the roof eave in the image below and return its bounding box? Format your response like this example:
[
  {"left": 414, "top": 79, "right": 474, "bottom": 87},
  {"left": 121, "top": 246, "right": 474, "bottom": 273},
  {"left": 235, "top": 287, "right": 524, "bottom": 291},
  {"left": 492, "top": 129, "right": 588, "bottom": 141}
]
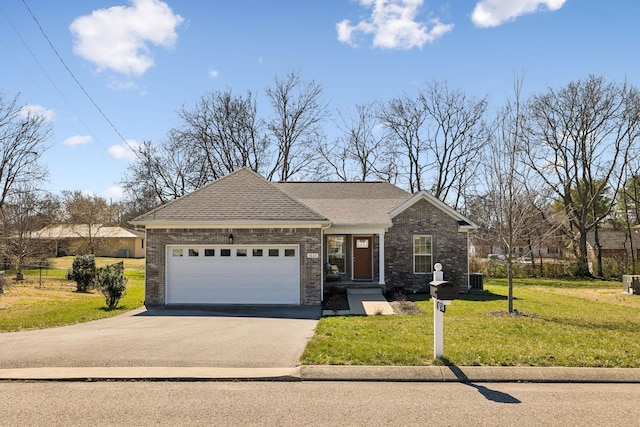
[
  {"left": 130, "top": 219, "right": 332, "bottom": 229},
  {"left": 390, "top": 191, "right": 479, "bottom": 229}
]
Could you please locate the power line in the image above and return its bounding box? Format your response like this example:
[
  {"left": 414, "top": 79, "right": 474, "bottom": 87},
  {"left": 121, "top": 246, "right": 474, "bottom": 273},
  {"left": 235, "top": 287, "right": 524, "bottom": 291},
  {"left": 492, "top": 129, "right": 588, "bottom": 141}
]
[
  {"left": 19, "top": 0, "right": 143, "bottom": 162},
  {"left": 0, "top": 4, "right": 121, "bottom": 169}
]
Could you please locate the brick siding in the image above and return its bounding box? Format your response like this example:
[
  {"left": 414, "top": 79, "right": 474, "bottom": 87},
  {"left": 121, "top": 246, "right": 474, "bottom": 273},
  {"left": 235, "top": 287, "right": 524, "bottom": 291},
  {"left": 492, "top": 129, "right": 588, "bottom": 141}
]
[
  {"left": 145, "top": 227, "right": 322, "bottom": 306},
  {"left": 384, "top": 198, "right": 469, "bottom": 294}
]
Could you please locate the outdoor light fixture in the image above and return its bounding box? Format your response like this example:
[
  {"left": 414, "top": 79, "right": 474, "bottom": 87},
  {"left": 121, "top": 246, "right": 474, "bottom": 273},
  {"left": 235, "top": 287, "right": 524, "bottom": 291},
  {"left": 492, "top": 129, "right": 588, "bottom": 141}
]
[{"left": 228, "top": 233, "right": 234, "bottom": 244}]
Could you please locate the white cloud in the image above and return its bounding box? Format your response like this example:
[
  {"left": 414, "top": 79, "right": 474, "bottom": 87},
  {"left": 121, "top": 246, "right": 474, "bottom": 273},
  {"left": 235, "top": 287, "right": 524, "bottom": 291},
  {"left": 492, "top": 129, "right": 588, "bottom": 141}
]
[
  {"left": 108, "top": 140, "right": 140, "bottom": 161},
  {"left": 107, "top": 78, "right": 140, "bottom": 92},
  {"left": 69, "top": 0, "right": 184, "bottom": 76},
  {"left": 336, "top": 0, "right": 453, "bottom": 50},
  {"left": 471, "top": 0, "right": 567, "bottom": 28},
  {"left": 19, "top": 104, "right": 55, "bottom": 122},
  {"left": 208, "top": 69, "right": 219, "bottom": 78},
  {"left": 63, "top": 135, "right": 92, "bottom": 146},
  {"left": 104, "top": 186, "right": 125, "bottom": 200}
]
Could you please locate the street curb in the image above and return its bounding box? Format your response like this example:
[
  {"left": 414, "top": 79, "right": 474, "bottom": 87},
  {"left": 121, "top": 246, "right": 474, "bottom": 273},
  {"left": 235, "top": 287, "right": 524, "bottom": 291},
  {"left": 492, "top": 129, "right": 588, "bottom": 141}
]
[
  {"left": 0, "top": 367, "right": 301, "bottom": 382},
  {"left": 2, "top": 366, "right": 640, "bottom": 383},
  {"left": 300, "top": 366, "right": 640, "bottom": 383}
]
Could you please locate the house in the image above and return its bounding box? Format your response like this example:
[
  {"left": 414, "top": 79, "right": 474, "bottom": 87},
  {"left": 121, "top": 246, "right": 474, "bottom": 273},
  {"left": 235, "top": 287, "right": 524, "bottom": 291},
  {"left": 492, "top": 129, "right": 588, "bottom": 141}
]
[
  {"left": 469, "top": 235, "right": 564, "bottom": 259},
  {"left": 33, "top": 224, "right": 145, "bottom": 258},
  {"left": 587, "top": 229, "right": 640, "bottom": 261},
  {"left": 130, "top": 168, "right": 477, "bottom": 306}
]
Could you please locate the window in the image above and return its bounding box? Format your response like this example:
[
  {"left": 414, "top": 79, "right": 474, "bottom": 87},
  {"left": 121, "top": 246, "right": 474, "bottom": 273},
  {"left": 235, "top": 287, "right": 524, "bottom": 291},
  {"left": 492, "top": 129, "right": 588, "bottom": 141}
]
[
  {"left": 356, "top": 238, "right": 369, "bottom": 249},
  {"left": 269, "top": 249, "right": 279, "bottom": 257},
  {"left": 253, "top": 249, "right": 263, "bottom": 257},
  {"left": 204, "top": 249, "right": 215, "bottom": 257},
  {"left": 172, "top": 248, "right": 183, "bottom": 257},
  {"left": 188, "top": 249, "right": 199, "bottom": 257},
  {"left": 327, "top": 236, "right": 346, "bottom": 273},
  {"left": 414, "top": 235, "right": 432, "bottom": 274},
  {"left": 236, "top": 249, "right": 247, "bottom": 257},
  {"left": 221, "top": 249, "right": 231, "bottom": 257},
  {"left": 284, "top": 248, "right": 295, "bottom": 257}
]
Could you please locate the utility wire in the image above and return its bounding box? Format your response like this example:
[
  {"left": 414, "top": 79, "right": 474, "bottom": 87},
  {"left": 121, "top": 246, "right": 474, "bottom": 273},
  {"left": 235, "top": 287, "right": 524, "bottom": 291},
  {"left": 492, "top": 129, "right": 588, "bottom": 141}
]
[
  {"left": 19, "top": 0, "right": 143, "bottom": 162},
  {"left": 0, "top": 4, "right": 121, "bottom": 169}
]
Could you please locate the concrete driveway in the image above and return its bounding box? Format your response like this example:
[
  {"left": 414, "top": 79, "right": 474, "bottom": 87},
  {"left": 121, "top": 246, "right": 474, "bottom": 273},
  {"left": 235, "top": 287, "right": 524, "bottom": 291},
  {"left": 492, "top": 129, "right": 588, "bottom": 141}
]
[{"left": 0, "top": 306, "right": 320, "bottom": 369}]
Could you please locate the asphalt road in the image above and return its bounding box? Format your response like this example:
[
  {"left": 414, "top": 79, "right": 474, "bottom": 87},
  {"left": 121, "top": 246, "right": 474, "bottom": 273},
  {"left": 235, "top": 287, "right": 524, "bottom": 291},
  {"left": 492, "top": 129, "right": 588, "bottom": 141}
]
[{"left": 2, "top": 381, "right": 638, "bottom": 426}]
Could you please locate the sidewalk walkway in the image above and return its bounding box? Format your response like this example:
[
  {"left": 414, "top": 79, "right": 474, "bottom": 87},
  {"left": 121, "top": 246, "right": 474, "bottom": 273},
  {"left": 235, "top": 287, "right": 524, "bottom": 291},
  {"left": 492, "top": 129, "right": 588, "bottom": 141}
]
[
  {"left": 346, "top": 288, "right": 394, "bottom": 316},
  {"left": 3, "top": 365, "right": 640, "bottom": 383}
]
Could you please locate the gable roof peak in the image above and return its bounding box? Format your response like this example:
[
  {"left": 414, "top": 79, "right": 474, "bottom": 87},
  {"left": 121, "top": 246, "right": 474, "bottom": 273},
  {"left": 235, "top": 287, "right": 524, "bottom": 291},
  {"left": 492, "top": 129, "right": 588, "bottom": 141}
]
[{"left": 131, "top": 167, "right": 328, "bottom": 225}]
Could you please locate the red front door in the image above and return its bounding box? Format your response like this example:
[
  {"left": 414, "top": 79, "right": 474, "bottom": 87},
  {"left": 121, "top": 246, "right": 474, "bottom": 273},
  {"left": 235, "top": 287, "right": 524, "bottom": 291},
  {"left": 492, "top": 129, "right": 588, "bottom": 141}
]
[{"left": 353, "top": 237, "right": 372, "bottom": 280}]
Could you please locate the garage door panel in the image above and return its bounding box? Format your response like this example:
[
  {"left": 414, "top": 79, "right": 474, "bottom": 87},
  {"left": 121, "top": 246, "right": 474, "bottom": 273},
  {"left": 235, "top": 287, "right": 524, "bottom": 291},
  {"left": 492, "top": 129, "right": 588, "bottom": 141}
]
[{"left": 166, "top": 245, "right": 300, "bottom": 305}]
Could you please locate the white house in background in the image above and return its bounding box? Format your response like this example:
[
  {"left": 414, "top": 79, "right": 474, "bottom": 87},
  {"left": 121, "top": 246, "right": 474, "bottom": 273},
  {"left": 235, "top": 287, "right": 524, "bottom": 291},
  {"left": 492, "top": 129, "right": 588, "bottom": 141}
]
[{"left": 33, "top": 224, "right": 145, "bottom": 258}]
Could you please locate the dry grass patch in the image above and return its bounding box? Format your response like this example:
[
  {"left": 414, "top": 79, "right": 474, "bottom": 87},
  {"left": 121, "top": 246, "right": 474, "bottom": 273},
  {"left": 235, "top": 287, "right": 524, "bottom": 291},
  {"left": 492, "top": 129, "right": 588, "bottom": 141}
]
[{"left": 529, "top": 286, "right": 640, "bottom": 309}]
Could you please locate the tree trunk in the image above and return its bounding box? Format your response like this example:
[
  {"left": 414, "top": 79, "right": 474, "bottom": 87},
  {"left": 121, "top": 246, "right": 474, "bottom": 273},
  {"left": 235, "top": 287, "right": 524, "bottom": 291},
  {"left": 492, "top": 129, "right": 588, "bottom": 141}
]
[
  {"left": 594, "top": 223, "right": 604, "bottom": 278},
  {"left": 575, "top": 230, "right": 592, "bottom": 277},
  {"left": 507, "top": 259, "right": 514, "bottom": 314}
]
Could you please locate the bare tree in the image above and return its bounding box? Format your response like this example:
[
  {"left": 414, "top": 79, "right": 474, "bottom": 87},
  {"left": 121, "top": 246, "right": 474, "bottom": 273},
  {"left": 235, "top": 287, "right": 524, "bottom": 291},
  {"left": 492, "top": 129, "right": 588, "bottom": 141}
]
[
  {"left": 61, "top": 191, "right": 118, "bottom": 255},
  {"left": 0, "top": 92, "right": 50, "bottom": 212},
  {"left": 0, "top": 185, "right": 57, "bottom": 272},
  {"left": 525, "top": 75, "right": 640, "bottom": 277},
  {"left": 379, "top": 81, "right": 488, "bottom": 204},
  {"left": 618, "top": 159, "right": 640, "bottom": 273},
  {"left": 318, "top": 103, "right": 395, "bottom": 181},
  {"left": 265, "top": 71, "right": 328, "bottom": 181},
  {"left": 419, "top": 80, "right": 488, "bottom": 210},
  {"left": 121, "top": 137, "right": 207, "bottom": 205},
  {"left": 379, "top": 94, "right": 428, "bottom": 192},
  {"left": 483, "top": 75, "right": 536, "bottom": 313},
  {"left": 175, "top": 89, "right": 268, "bottom": 178}
]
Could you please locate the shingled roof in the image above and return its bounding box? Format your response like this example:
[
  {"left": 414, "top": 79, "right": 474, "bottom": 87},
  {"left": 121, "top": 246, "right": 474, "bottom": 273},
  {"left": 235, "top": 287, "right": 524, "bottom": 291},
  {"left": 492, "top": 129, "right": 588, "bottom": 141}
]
[
  {"left": 131, "top": 168, "right": 328, "bottom": 224},
  {"left": 276, "top": 182, "right": 410, "bottom": 227}
]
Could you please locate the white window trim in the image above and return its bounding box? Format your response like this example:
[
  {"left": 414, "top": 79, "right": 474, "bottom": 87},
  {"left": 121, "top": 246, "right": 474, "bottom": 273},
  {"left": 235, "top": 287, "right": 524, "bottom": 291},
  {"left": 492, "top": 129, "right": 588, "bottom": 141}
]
[{"left": 413, "top": 235, "right": 433, "bottom": 274}]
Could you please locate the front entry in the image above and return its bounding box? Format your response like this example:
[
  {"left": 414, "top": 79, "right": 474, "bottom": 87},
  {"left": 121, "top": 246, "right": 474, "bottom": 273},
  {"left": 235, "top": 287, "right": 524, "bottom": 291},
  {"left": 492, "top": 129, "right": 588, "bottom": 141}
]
[{"left": 353, "top": 237, "right": 372, "bottom": 280}]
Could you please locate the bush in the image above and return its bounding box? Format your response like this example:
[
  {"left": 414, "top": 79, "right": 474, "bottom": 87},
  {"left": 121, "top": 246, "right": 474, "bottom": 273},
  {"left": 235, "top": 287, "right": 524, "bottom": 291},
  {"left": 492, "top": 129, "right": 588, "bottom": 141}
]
[
  {"left": 68, "top": 254, "right": 96, "bottom": 292},
  {"left": 96, "top": 261, "right": 128, "bottom": 309},
  {"left": 470, "top": 256, "right": 575, "bottom": 279},
  {"left": 598, "top": 257, "right": 628, "bottom": 280}
]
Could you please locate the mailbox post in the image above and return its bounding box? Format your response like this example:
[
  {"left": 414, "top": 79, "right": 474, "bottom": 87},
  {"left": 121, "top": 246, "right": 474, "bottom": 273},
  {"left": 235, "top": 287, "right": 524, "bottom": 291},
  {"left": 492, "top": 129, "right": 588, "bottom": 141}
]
[{"left": 429, "top": 263, "right": 459, "bottom": 359}]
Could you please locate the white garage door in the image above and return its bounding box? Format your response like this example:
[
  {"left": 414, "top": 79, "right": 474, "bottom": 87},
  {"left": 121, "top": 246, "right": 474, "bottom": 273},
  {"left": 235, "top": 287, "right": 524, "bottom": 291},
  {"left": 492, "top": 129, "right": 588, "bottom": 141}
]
[{"left": 166, "top": 245, "right": 300, "bottom": 305}]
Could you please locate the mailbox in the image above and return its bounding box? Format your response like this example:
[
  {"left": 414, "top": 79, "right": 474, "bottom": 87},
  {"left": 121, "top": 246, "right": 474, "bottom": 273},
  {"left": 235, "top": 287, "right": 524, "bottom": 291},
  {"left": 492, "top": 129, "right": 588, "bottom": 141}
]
[{"left": 429, "top": 280, "right": 459, "bottom": 300}]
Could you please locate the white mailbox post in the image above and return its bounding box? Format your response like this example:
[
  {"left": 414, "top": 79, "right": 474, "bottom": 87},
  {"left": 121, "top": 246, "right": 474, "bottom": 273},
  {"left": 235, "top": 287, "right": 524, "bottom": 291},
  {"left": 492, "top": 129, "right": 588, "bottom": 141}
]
[{"left": 429, "top": 263, "right": 458, "bottom": 359}]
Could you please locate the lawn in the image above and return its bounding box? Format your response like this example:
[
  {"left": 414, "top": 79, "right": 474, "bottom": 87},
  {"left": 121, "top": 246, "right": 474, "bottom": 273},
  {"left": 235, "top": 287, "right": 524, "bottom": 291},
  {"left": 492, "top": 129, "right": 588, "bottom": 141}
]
[
  {"left": 0, "top": 257, "right": 145, "bottom": 332},
  {"left": 302, "top": 277, "right": 640, "bottom": 368}
]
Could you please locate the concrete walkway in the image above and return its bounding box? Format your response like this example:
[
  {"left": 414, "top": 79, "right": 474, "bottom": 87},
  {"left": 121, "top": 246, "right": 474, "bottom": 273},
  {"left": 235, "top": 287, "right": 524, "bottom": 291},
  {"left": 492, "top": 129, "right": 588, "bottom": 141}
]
[{"left": 346, "top": 288, "right": 394, "bottom": 315}]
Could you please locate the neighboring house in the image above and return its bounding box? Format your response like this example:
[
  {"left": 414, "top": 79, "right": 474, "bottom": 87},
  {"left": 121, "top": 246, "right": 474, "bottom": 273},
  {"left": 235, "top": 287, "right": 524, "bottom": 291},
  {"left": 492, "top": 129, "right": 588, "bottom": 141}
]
[
  {"left": 131, "top": 168, "right": 477, "bottom": 306},
  {"left": 587, "top": 229, "right": 640, "bottom": 261},
  {"left": 33, "top": 224, "right": 145, "bottom": 258},
  {"left": 469, "top": 235, "right": 564, "bottom": 259}
]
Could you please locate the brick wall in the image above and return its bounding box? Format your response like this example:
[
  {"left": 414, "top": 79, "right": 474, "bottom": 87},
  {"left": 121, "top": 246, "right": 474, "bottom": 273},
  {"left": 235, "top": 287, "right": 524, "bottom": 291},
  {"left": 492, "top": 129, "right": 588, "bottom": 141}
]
[
  {"left": 385, "top": 198, "right": 469, "bottom": 294},
  {"left": 145, "top": 227, "right": 323, "bottom": 306}
]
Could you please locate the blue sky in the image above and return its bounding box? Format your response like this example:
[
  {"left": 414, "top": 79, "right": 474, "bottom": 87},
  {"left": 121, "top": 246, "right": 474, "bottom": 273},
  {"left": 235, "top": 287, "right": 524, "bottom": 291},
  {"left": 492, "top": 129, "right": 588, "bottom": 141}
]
[{"left": 1, "top": 0, "right": 638, "bottom": 200}]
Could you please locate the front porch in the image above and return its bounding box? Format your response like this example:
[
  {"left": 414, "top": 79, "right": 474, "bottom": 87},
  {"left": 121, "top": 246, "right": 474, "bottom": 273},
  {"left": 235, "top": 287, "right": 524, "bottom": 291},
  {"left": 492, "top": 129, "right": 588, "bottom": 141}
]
[{"left": 323, "top": 231, "right": 386, "bottom": 294}]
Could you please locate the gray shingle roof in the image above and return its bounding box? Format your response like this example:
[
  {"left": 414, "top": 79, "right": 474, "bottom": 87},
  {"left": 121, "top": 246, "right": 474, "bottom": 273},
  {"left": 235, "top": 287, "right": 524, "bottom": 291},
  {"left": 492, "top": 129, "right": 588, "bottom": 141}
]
[
  {"left": 276, "top": 182, "right": 410, "bottom": 227},
  {"left": 132, "top": 168, "right": 328, "bottom": 223}
]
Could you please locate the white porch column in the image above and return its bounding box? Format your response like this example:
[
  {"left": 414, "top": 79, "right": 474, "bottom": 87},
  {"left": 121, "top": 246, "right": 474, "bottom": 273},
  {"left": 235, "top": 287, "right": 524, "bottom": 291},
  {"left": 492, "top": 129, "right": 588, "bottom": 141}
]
[{"left": 378, "top": 232, "right": 385, "bottom": 285}]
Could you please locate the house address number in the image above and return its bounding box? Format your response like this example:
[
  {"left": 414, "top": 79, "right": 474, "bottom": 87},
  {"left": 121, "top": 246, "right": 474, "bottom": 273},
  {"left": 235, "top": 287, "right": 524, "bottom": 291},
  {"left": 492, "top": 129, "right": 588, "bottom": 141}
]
[{"left": 306, "top": 253, "right": 319, "bottom": 259}]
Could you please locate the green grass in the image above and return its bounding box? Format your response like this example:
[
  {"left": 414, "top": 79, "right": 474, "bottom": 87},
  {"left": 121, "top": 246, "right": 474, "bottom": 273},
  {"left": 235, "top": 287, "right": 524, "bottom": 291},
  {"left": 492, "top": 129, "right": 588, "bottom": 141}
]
[
  {"left": 302, "top": 277, "right": 640, "bottom": 367},
  {"left": 0, "top": 257, "right": 145, "bottom": 332}
]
